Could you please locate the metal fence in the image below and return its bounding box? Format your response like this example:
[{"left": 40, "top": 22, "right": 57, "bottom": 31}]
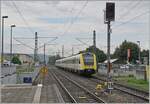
[
  {"left": 17, "top": 66, "right": 41, "bottom": 84},
  {"left": 1, "top": 65, "right": 41, "bottom": 84},
  {"left": 98, "top": 64, "right": 148, "bottom": 81}
]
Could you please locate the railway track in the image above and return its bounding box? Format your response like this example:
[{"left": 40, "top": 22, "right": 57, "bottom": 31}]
[
  {"left": 51, "top": 69, "right": 105, "bottom": 103},
  {"left": 92, "top": 76, "right": 149, "bottom": 102},
  {"left": 55, "top": 67, "right": 149, "bottom": 103},
  {"left": 40, "top": 69, "right": 74, "bottom": 103}
]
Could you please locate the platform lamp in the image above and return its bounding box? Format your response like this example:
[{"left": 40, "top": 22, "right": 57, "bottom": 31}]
[
  {"left": 10, "top": 24, "right": 16, "bottom": 66},
  {"left": 137, "top": 41, "right": 141, "bottom": 64},
  {"left": 1, "top": 16, "right": 8, "bottom": 67}
]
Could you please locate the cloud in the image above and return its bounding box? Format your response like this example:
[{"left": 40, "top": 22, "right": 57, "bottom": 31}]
[
  {"left": 1, "top": 1, "right": 149, "bottom": 55},
  {"left": 39, "top": 16, "right": 83, "bottom": 24}
]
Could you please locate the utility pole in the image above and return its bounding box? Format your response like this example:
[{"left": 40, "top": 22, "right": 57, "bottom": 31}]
[
  {"left": 62, "top": 45, "right": 64, "bottom": 58},
  {"left": 93, "top": 30, "right": 98, "bottom": 72},
  {"left": 13, "top": 35, "right": 57, "bottom": 66},
  {"left": 43, "top": 43, "right": 57, "bottom": 65},
  {"left": 72, "top": 47, "right": 74, "bottom": 55},
  {"left": 58, "top": 49, "right": 60, "bottom": 56},
  {"left": 107, "top": 20, "right": 111, "bottom": 80},
  {"left": 104, "top": 2, "right": 115, "bottom": 94},
  {"left": 137, "top": 41, "right": 141, "bottom": 64},
  {"left": 93, "top": 30, "right": 96, "bottom": 47},
  {"left": 44, "top": 43, "right": 46, "bottom": 65},
  {"left": 34, "top": 32, "right": 38, "bottom": 63}
]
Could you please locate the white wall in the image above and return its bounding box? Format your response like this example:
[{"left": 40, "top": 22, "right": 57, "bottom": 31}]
[{"left": 1, "top": 66, "right": 17, "bottom": 84}]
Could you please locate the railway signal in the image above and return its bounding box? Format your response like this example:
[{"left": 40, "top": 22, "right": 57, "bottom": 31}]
[
  {"left": 106, "top": 3, "right": 115, "bottom": 21},
  {"left": 104, "top": 2, "right": 115, "bottom": 94}
]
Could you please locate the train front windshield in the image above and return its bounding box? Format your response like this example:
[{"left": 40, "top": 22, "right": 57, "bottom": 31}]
[{"left": 83, "top": 53, "right": 94, "bottom": 65}]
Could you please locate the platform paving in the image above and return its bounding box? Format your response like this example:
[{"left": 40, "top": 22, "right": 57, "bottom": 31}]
[
  {"left": 1, "top": 85, "right": 37, "bottom": 103},
  {"left": 40, "top": 84, "right": 64, "bottom": 103},
  {"left": 1, "top": 70, "right": 65, "bottom": 103}
]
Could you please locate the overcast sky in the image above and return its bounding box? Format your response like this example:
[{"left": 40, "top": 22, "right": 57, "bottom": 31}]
[{"left": 1, "top": 0, "right": 150, "bottom": 57}]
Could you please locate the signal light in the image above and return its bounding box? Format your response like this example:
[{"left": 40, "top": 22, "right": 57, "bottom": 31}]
[{"left": 106, "top": 2, "right": 115, "bottom": 21}]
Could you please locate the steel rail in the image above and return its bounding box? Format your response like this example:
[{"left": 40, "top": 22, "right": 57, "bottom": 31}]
[
  {"left": 114, "top": 87, "right": 149, "bottom": 102},
  {"left": 50, "top": 71, "right": 77, "bottom": 103},
  {"left": 93, "top": 76, "right": 149, "bottom": 102},
  {"left": 55, "top": 70, "right": 106, "bottom": 103}
]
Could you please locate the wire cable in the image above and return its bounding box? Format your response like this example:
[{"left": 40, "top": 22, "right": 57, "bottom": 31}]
[
  {"left": 14, "top": 38, "right": 34, "bottom": 50},
  {"left": 38, "top": 37, "right": 58, "bottom": 49},
  {"left": 112, "top": 10, "right": 150, "bottom": 29},
  {"left": 60, "top": 1, "right": 88, "bottom": 37},
  {"left": 117, "top": 0, "right": 143, "bottom": 21},
  {"left": 11, "top": 1, "right": 34, "bottom": 34}
]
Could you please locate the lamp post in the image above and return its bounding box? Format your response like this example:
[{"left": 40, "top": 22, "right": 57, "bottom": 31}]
[
  {"left": 1, "top": 16, "right": 8, "bottom": 67},
  {"left": 10, "top": 24, "right": 16, "bottom": 66},
  {"left": 137, "top": 41, "right": 141, "bottom": 64}
]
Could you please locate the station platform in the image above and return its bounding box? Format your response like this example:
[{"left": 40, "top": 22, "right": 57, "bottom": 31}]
[{"left": 1, "top": 83, "right": 64, "bottom": 103}]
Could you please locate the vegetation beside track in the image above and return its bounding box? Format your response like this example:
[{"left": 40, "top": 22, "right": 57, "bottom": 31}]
[
  {"left": 114, "top": 75, "right": 149, "bottom": 91},
  {"left": 16, "top": 65, "right": 35, "bottom": 73}
]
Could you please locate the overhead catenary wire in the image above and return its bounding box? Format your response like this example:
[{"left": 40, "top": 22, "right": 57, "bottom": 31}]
[
  {"left": 13, "top": 37, "right": 35, "bottom": 39},
  {"left": 11, "top": 0, "right": 34, "bottom": 34},
  {"left": 60, "top": 1, "right": 88, "bottom": 37},
  {"left": 38, "top": 37, "right": 58, "bottom": 49},
  {"left": 112, "top": 10, "right": 150, "bottom": 29},
  {"left": 55, "top": 1, "right": 88, "bottom": 54},
  {"left": 116, "top": 0, "right": 143, "bottom": 22},
  {"left": 62, "top": 2, "right": 77, "bottom": 28},
  {"left": 76, "top": 38, "right": 90, "bottom": 46},
  {"left": 14, "top": 38, "right": 34, "bottom": 50}
]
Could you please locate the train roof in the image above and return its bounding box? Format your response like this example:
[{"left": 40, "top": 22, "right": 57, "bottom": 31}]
[
  {"left": 56, "top": 54, "right": 80, "bottom": 62},
  {"left": 56, "top": 52, "right": 94, "bottom": 62}
]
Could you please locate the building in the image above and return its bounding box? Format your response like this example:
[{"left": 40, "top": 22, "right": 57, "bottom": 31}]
[{"left": 3, "top": 53, "right": 34, "bottom": 65}]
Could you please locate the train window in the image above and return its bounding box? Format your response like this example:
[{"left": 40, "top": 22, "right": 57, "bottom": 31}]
[{"left": 83, "top": 53, "right": 94, "bottom": 65}]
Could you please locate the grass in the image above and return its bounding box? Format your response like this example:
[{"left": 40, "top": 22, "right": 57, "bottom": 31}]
[
  {"left": 16, "top": 65, "right": 35, "bottom": 74},
  {"left": 16, "top": 65, "right": 35, "bottom": 84},
  {"left": 114, "top": 75, "right": 149, "bottom": 91}
]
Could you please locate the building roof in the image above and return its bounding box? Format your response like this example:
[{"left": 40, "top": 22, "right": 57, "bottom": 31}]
[
  {"left": 4, "top": 53, "right": 33, "bottom": 59},
  {"left": 104, "top": 59, "right": 118, "bottom": 63}
]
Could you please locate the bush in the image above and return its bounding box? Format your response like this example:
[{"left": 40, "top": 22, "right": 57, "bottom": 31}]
[
  {"left": 11, "top": 56, "right": 22, "bottom": 65},
  {"left": 128, "top": 74, "right": 134, "bottom": 77}
]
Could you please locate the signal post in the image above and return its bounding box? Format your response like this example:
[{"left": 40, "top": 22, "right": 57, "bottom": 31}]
[{"left": 104, "top": 2, "right": 115, "bottom": 94}]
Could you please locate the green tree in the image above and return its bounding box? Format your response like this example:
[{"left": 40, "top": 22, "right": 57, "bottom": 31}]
[
  {"left": 113, "top": 40, "right": 139, "bottom": 64},
  {"left": 86, "top": 46, "right": 106, "bottom": 63},
  {"left": 11, "top": 56, "right": 22, "bottom": 65},
  {"left": 141, "top": 50, "right": 149, "bottom": 57},
  {"left": 141, "top": 49, "right": 149, "bottom": 64},
  {"left": 48, "top": 54, "right": 61, "bottom": 65}
]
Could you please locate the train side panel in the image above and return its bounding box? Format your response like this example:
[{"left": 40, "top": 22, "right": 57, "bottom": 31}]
[{"left": 55, "top": 52, "right": 97, "bottom": 75}]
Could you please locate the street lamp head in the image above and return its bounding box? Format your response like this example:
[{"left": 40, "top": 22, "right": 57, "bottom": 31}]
[
  {"left": 2, "top": 16, "right": 8, "bottom": 18},
  {"left": 137, "top": 41, "right": 140, "bottom": 45},
  {"left": 11, "top": 24, "right": 16, "bottom": 27}
]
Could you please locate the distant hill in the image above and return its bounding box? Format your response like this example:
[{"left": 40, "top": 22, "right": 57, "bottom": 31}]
[
  {"left": 30, "top": 54, "right": 50, "bottom": 63},
  {"left": 3, "top": 53, "right": 51, "bottom": 64}
]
